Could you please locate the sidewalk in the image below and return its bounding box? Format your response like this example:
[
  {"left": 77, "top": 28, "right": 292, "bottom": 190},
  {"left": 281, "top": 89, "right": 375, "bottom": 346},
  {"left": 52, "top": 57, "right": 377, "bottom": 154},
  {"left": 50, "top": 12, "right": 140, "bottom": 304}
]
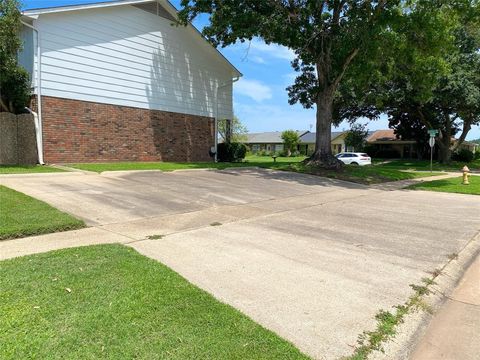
[{"left": 410, "top": 255, "right": 480, "bottom": 360}]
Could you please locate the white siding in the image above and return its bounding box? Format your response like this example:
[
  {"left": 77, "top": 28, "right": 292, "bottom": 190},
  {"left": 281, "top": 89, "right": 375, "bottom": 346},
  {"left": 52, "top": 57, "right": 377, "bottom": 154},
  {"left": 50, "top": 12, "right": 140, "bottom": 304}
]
[{"left": 33, "top": 4, "right": 235, "bottom": 119}]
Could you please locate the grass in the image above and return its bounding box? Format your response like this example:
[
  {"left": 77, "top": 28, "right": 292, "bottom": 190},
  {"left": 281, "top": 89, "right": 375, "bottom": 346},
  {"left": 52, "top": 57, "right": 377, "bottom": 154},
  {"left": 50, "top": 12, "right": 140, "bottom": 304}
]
[
  {"left": 0, "top": 244, "right": 309, "bottom": 359},
  {"left": 408, "top": 175, "right": 480, "bottom": 195},
  {"left": 376, "top": 158, "right": 480, "bottom": 171},
  {"left": 344, "top": 278, "right": 436, "bottom": 360},
  {"left": 0, "top": 165, "right": 65, "bottom": 174},
  {"left": 0, "top": 186, "right": 85, "bottom": 240},
  {"left": 68, "top": 156, "right": 441, "bottom": 185}
]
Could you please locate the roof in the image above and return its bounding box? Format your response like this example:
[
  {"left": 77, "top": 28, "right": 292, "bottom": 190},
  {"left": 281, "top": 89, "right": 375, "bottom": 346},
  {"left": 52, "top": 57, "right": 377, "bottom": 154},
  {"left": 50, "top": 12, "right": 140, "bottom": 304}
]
[
  {"left": 245, "top": 131, "right": 308, "bottom": 144},
  {"left": 367, "top": 129, "right": 398, "bottom": 142},
  {"left": 22, "top": 0, "right": 242, "bottom": 77},
  {"left": 300, "top": 131, "right": 345, "bottom": 144}
]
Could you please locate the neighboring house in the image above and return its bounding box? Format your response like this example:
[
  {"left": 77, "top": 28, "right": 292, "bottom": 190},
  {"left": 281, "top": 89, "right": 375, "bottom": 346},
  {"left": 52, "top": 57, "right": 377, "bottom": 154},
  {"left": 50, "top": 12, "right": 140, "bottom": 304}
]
[
  {"left": 455, "top": 140, "right": 478, "bottom": 154},
  {"left": 298, "top": 131, "right": 349, "bottom": 155},
  {"left": 245, "top": 131, "right": 309, "bottom": 154},
  {"left": 365, "top": 130, "right": 417, "bottom": 158},
  {"left": 19, "top": 0, "right": 241, "bottom": 163}
]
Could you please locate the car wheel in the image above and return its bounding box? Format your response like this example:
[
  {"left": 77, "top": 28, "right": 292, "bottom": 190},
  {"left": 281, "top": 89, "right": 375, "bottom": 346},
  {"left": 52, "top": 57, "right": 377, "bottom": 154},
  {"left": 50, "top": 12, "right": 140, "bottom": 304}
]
[{"left": 351, "top": 162, "right": 359, "bottom": 166}]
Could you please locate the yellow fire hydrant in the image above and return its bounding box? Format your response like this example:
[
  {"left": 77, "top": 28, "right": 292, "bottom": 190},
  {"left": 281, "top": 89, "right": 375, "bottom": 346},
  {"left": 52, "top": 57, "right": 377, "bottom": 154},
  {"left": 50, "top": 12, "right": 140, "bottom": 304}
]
[{"left": 462, "top": 165, "right": 470, "bottom": 185}]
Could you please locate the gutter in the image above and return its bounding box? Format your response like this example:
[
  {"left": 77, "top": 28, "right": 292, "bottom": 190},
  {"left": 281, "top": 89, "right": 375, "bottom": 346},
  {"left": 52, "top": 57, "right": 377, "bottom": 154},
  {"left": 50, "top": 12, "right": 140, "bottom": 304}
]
[
  {"left": 214, "top": 76, "right": 241, "bottom": 162},
  {"left": 25, "top": 107, "right": 44, "bottom": 164},
  {"left": 21, "top": 20, "right": 44, "bottom": 165}
]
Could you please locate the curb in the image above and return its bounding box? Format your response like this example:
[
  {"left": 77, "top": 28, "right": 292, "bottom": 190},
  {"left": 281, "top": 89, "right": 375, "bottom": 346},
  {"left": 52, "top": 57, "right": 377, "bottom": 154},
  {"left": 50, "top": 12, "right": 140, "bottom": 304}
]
[{"left": 371, "top": 230, "right": 480, "bottom": 359}]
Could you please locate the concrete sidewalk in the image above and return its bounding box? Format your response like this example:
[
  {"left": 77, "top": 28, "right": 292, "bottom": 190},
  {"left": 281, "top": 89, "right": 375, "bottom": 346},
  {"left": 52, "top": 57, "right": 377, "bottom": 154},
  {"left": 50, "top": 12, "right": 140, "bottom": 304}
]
[{"left": 410, "top": 255, "right": 480, "bottom": 360}]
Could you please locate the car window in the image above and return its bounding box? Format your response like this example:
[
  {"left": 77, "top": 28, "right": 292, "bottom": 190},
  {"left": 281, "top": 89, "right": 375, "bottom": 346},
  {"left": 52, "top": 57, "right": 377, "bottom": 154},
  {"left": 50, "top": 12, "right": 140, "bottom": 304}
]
[{"left": 361, "top": 153, "right": 369, "bottom": 157}]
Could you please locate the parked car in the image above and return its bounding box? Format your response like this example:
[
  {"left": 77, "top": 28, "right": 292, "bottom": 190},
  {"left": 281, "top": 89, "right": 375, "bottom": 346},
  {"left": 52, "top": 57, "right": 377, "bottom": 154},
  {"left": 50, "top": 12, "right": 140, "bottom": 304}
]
[{"left": 335, "top": 152, "right": 372, "bottom": 166}]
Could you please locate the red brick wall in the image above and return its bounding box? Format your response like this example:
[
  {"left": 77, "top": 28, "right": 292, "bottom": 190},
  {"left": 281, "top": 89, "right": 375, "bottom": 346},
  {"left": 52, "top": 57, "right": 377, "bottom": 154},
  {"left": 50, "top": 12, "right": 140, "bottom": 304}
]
[{"left": 33, "top": 96, "right": 215, "bottom": 163}]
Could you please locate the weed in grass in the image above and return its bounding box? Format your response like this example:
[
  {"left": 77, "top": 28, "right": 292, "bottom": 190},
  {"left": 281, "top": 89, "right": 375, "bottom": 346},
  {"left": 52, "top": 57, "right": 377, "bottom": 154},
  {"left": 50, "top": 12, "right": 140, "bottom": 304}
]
[
  {"left": 447, "top": 253, "right": 459, "bottom": 260},
  {"left": 210, "top": 222, "right": 222, "bottom": 226},
  {"left": 344, "top": 276, "right": 437, "bottom": 359},
  {"left": 147, "top": 234, "right": 164, "bottom": 240}
]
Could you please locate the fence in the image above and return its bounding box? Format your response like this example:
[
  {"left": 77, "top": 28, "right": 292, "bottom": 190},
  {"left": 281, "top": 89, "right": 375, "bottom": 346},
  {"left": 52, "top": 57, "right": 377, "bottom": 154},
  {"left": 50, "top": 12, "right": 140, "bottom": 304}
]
[{"left": 0, "top": 112, "right": 38, "bottom": 165}]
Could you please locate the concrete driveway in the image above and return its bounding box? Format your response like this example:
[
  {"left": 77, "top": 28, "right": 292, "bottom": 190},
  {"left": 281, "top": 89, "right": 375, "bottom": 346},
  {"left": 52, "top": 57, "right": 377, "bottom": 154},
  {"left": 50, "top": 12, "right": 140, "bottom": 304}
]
[{"left": 1, "top": 168, "right": 479, "bottom": 359}]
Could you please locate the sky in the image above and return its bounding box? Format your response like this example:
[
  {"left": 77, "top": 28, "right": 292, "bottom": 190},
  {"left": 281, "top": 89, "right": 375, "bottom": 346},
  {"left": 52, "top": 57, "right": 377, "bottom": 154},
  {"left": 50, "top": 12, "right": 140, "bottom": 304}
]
[{"left": 23, "top": 0, "right": 480, "bottom": 140}]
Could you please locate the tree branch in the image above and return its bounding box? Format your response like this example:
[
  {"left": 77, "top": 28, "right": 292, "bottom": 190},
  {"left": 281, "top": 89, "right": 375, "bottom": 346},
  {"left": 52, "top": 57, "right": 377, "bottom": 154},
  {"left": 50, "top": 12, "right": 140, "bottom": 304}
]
[
  {"left": 0, "top": 97, "right": 9, "bottom": 113},
  {"left": 331, "top": 47, "right": 359, "bottom": 89}
]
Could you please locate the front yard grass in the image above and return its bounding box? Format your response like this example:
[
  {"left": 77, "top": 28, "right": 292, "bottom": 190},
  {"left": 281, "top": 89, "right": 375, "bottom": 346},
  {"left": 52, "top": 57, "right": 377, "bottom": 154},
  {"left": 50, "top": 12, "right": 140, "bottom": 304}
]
[
  {"left": 0, "top": 244, "right": 308, "bottom": 359},
  {"left": 0, "top": 186, "right": 85, "bottom": 240},
  {"left": 0, "top": 165, "right": 65, "bottom": 174},
  {"left": 67, "top": 156, "right": 442, "bottom": 185},
  {"left": 408, "top": 175, "right": 480, "bottom": 195}
]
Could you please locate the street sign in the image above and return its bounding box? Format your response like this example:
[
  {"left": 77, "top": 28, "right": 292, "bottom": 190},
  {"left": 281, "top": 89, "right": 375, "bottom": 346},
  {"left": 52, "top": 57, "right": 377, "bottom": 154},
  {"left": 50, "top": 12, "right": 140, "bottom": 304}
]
[
  {"left": 428, "top": 129, "right": 439, "bottom": 136},
  {"left": 429, "top": 137, "right": 435, "bottom": 148}
]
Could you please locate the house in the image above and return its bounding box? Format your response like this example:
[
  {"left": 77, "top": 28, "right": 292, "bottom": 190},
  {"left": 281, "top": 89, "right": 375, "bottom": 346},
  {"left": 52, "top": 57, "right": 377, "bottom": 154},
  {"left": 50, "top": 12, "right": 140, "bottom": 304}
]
[
  {"left": 365, "top": 130, "right": 417, "bottom": 158},
  {"left": 245, "top": 131, "right": 350, "bottom": 155},
  {"left": 19, "top": 0, "right": 241, "bottom": 163},
  {"left": 298, "top": 131, "right": 349, "bottom": 155},
  {"left": 245, "top": 131, "right": 309, "bottom": 154}
]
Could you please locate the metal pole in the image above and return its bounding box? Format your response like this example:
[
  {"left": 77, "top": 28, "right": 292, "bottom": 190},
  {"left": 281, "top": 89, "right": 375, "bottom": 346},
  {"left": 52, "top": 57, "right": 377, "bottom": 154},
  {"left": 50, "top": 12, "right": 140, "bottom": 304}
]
[{"left": 430, "top": 143, "right": 433, "bottom": 173}]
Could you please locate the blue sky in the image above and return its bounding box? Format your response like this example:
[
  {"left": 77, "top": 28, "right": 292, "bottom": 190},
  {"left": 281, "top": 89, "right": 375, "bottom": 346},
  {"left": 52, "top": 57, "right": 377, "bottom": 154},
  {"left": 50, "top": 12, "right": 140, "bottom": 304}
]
[{"left": 23, "top": 0, "right": 479, "bottom": 139}]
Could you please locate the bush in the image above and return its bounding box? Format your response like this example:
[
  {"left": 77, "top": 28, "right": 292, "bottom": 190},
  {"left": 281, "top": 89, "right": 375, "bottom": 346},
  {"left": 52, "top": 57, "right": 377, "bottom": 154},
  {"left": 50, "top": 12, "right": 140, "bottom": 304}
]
[
  {"left": 217, "top": 142, "right": 247, "bottom": 162},
  {"left": 452, "top": 149, "right": 474, "bottom": 163}
]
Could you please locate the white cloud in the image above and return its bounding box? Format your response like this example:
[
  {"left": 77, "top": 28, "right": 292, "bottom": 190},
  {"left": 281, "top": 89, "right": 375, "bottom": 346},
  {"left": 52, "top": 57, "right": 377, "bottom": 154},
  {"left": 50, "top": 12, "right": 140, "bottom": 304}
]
[
  {"left": 233, "top": 102, "right": 315, "bottom": 132},
  {"left": 250, "top": 55, "right": 266, "bottom": 64},
  {"left": 234, "top": 79, "right": 273, "bottom": 102},
  {"left": 249, "top": 39, "right": 295, "bottom": 61}
]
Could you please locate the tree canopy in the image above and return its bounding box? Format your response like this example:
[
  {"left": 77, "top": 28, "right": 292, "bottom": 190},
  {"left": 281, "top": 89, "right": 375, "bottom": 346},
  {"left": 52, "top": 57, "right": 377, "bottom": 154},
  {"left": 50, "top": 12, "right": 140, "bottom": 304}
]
[
  {"left": 281, "top": 130, "right": 300, "bottom": 156},
  {"left": 0, "top": 0, "right": 31, "bottom": 113},
  {"left": 335, "top": 0, "right": 480, "bottom": 163},
  {"left": 179, "top": 0, "right": 401, "bottom": 168}
]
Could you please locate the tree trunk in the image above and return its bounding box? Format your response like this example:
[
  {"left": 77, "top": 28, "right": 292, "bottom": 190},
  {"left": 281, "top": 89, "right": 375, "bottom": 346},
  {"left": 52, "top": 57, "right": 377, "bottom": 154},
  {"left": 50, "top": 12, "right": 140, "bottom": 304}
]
[
  {"left": 307, "top": 90, "right": 343, "bottom": 169},
  {"left": 437, "top": 127, "right": 452, "bottom": 164}
]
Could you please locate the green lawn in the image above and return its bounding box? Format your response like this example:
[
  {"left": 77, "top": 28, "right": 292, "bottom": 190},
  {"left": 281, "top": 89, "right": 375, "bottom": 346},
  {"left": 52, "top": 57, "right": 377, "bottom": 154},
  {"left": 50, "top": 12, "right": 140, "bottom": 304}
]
[
  {"left": 375, "top": 158, "right": 480, "bottom": 172},
  {"left": 0, "top": 244, "right": 308, "bottom": 359},
  {"left": 0, "top": 165, "right": 65, "bottom": 174},
  {"left": 0, "top": 186, "right": 85, "bottom": 240},
  {"left": 67, "top": 156, "right": 442, "bottom": 185},
  {"left": 408, "top": 175, "right": 480, "bottom": 195}
]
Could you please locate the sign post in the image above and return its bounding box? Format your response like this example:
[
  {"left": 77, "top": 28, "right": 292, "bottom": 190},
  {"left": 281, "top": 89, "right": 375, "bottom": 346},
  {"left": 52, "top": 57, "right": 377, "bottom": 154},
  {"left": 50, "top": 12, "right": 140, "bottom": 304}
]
[{"left": 428, "top": 130, "right": 439, "bottom": 173}]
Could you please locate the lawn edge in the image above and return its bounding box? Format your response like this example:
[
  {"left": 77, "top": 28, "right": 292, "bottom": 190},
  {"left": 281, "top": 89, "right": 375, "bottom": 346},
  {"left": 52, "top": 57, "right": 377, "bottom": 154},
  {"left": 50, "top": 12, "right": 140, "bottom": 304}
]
[{"left": 367, "top": 230, "right": 480, "bottom": 360}]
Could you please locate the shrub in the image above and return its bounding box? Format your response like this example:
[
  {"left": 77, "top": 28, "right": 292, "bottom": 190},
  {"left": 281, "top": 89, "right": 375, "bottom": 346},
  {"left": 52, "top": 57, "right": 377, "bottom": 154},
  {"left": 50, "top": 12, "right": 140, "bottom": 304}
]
[
  {"left": 217, "top": 142, "right": 247, "bottom": 162},
  {"left": 0, "top": 0, "right": 31, "bottom": 113},
  {"left": 452, "top": 149, "right": 474, "bottom": 163}
]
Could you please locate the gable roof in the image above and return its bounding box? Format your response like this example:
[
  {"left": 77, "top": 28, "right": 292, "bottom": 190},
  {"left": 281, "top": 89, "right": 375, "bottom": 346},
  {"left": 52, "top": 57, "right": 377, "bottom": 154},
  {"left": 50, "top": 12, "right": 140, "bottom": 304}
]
[
  {"left": 300, "top": 131, "right": 345, "bottom": 144},
  {"left": 245, "top": 131, "right": 309, "bottom": 144},
  {"left": 22, "top": 0, "right": 241, "bottom": 77}
]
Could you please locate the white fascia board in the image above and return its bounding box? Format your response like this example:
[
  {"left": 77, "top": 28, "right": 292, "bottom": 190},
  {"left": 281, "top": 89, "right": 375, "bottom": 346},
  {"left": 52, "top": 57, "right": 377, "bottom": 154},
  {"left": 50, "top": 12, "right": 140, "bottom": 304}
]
[{"left": 23, "top": 0, "right": 153, "bottom": 16}]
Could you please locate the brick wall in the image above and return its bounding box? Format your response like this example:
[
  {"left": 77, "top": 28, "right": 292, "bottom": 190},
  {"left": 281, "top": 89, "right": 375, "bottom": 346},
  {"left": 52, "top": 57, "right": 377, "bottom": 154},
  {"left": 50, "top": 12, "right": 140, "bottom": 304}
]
[{"left": 33, "top": 96, "right": 215, "bottom": 163}]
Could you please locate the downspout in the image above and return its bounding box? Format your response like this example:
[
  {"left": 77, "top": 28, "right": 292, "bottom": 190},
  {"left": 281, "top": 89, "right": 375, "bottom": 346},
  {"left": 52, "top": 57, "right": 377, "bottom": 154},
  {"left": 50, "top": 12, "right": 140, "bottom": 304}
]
[
  {"left": 214, "top": 76, "right": 241, "bottom": 162},
  {"left": 21, "top": 20, "right": 44, "bottom": 165}
]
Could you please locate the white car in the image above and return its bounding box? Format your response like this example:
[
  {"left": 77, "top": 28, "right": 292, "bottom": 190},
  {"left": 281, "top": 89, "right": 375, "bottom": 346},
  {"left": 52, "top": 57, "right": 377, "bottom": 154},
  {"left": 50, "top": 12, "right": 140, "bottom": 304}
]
[{"left": 335, "top": 152, "right": 372, "bottom": 166}]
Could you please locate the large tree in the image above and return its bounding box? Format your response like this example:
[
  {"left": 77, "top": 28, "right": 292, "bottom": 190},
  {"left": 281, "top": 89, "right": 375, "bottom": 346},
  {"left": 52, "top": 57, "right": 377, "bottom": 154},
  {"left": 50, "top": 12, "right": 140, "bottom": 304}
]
[
  {"left": 0, "top": 0, "right": 31, "bottom": 113},
  {"left": 336, "top": 1, "right": 480, "bottom": 163},
  {"left": 178, "top": 0, "right": 401, "bottom": 168}
]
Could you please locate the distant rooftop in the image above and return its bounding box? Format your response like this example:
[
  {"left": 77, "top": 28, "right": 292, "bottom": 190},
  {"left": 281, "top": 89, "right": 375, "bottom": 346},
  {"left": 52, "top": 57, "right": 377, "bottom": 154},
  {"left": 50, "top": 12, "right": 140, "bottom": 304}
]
[{"left": 245, "top": 131, "right": 308, "bottom": 144}]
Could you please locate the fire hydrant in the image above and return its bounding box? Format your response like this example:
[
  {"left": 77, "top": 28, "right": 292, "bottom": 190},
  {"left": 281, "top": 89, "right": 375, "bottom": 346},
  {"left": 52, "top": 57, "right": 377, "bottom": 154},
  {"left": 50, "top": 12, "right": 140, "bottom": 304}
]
[{"left": 462, "top": 165, "right": 470, "bottom": 185}]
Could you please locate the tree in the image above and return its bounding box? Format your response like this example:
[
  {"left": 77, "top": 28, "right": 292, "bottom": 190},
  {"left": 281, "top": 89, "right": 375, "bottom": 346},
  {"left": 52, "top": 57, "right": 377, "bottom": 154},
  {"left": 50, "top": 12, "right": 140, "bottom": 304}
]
[
  {"left": 334, "top": 1, "right": 480, "bottom": 163},
  {"left": 178, "top": 1, "right": 401, "bottom": 169},
  {"left": 218, "top": 116, "right": 248, "bottom": 143},
  {"left": 281, "top": 130, "right": 300, "bottom": 156},
  {"left": 344, "top": 123, "right": 368, "bottom": 152},
  {"left": 0, "top": 0, "right": 31, "bottom": 113}
]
